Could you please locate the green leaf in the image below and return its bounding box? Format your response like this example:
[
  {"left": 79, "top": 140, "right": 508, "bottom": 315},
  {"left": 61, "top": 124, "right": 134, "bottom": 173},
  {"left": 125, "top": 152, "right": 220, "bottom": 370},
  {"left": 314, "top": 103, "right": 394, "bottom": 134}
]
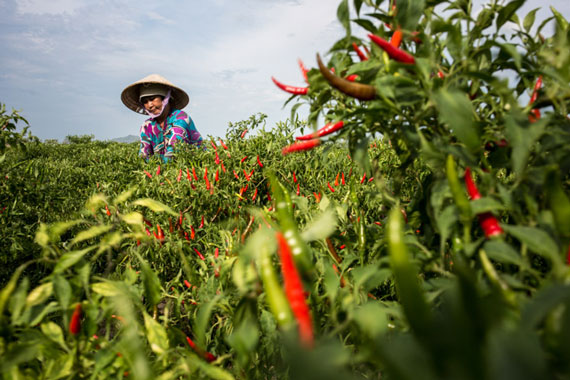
[
  {"left": 41, "top": 321, "right": 68, "bottom": 350},
  {"left": 136, "top": 253, "right": 162, "bottom": 308},
  {"left": 120, "top": 212, "right": 143, "bottom": 226},
  {"left": 91, "top": 281, "right": 123, "bottom": 297},
  {"left": 434, "top": 89, "right": 481, "bottom": 153},
  {"left": 196, "top": 294, "right": 222, "bottom": 349},
  {"left": 52, "top": 275, "right": 72, "bottom": 310},
  {"left": 143, "top": 312, "right": 169, "bottom": 355},
  {"left": 523, "top": 8, "right": 539, "bottom": 32},
  {"left": 496, "top": 0, "right": 525, "bottom": 30},
  {"left": 504, "top": 113, "right": 546, "bottom": 177},
  {"left": 470, "top": 197, "right": 505, "bottom": 214},
  {"left": 352, "top": 302, "right": 389, "bottom": 338},
  {"left": 550, "top": 6, "right": 569, "bottom": 30},
  {"left": 133, "top": 198, "right": 177, "bottom": 216},
  {"left": 26, "top": 282, "right": 53, "bottom": 307},
  {"left": 501, "top": 224, "right": 560, "bottom": 264},
  {"left": 396, "top": 0, "right": 426, "bottom": 31},
  {"left": 70, "top": 224, "right": 112, "bottom": 246},
  {"left": 113, "top": 186, "right": 137, "bottom": 205},
  {"left": 337, "top": 0, "right": 351, "bottom": 35},
  {"left": 521, "top": 284, "right": 570, "bottom": 329},
  {"left": 54, "top": 246, "right": 96, "bottom": 273},
  {"left": 301, "top": 209, "right": 337, "bottom": 242},
  {"left": 483, "top": 240, "right": 523, "bottom": 266}
]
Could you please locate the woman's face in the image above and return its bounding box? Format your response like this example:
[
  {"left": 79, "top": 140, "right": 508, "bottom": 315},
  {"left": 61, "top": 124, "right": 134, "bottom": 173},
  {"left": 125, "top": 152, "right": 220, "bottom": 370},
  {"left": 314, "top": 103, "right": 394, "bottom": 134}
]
[{"left": 141, "top": 95, "right": 164, "bottom": 115}]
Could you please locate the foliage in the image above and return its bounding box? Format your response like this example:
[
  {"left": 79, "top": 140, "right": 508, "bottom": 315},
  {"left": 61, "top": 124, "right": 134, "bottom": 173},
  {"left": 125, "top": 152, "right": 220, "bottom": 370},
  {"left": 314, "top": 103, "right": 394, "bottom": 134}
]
[{"left": 1, "top": 0, "right": 570, "bottom": 379}]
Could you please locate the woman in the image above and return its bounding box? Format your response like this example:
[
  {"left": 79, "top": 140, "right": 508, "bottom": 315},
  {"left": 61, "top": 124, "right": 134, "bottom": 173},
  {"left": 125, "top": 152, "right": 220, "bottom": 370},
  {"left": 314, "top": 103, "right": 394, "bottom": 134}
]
[{"left": 121, "top": 74, "right": 203, "bottom": 162}]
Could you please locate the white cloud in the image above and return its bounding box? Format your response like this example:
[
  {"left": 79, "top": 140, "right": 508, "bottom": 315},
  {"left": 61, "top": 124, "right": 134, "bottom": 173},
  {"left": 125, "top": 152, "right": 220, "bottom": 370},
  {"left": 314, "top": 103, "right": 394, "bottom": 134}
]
[{"left": 15, "top": 0, "right": 85, "bottom": 15}]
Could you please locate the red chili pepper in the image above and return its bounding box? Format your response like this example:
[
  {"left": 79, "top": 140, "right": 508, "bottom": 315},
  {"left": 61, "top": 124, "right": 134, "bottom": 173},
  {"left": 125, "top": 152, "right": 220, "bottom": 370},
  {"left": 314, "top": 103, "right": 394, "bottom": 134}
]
[
  {"left": 144, "top": 170, "right": 152, "bottom": 179},
  {"left": 327, "top": 182, "right": 335, "bottom": 193},
  {"left": 184, "top": 280, "right": 192, "bottom": 289},
  {"left": 157, "top": 224, "right": 164, "bottom": 240},
  {"left": 296, "top": 121, "right": 345, "bottom": 141},
  {"left": 352, "top": 42, "right": 368, "bottom": 61},
  {"left": 298, "top": 58, "right": 309, "bottom": 83},
  {"left": 105, "top": 204, "right": 111, "bottom": 216},
  {"left": 184, "top": 231, "right": 190, "bottom": 241},
  {"left": 186, "top": 168, "right": 191, "bottom": 180},
  {"left": 193, "top": 247, "right": 205, "bottom": 261},
  {"left": 186, "top": 336, "right": 216, "bottom": 362},
  {"left": 210, "top": 141, "right": 217, "bottom": 150},
  {"left": 240, "top": 129, "right": 248, "bottom": 139},
  {"left": 368, "top": 34, "right": 415, "bottom": 64},
  {"left": 214, "top": 247, "right": 219, "bottom": 259},
  {"left": 276, "top": 232, "right": 314, "bottom": 348},
  {"left": 215, "top": 169, "right": 219, "bottom": 182},
  {"left": 296, "top": 183, "right": 300, "bottom": 196},
  {"left": 437, "top": 70, "right": 445, "bottom": 79},
  {"left": 156, "top": 165, "right": 161, "bottom": 176},
  {"left": 360, "top": 173, "right": 367, "bottom": 184},
  {"left": 257, "top": 155, "right": 263, "bottom": 168},
  {"left": 529, "top": 75, "right": 543, "bottom": 105},
  {"left": 241, "top": 156, "right": 248, "bottom": 164},
  {"left": 339, "top": 244, "right": 346, "bottom": 250},
  {"left": 293, "top": 172, "right": 297, "bottom": 183},
  {"left": 145, "top": 228, "right": 151, "bottom": 237},
  {"left": 390, "top": 29, "right": 403, "bottom": 48},
  {"left": 341, "top": 172, "right": 345, "bottom": 185},
  {"left": 215, "top": 151, "right": 220, "bottom": 165},
  {"left": 199, "top": 215, "right": 204, "bottom": 229},
  {"left": 205, "top": 173, "right": 211, "bottom": 190},
  {"left": 192, "top": 167, "right": 198, "bottom": 181},
  {"left": 252, "top": 188, "right": 258, "bottom": 202},
  {"left": 271, "top": 77, "right": 308, "bottom": 95},
  {"left": 374, "top": 221, "right": 382, "bottom": 226},
  {"left": 69, "top": 303, "right": 82, "bottom": 335},
  {"left": 464, "top": 167, "right": 503, "bottom": 238},
  {"left": 334, "top": 173, "right": 340, "bottom": 187},
  {"left": 219, "top": 139, "right": 228, "bottom": 150},
  {"left": 243, "top": 169, "right": 250, "bottom": 181},
  {"left": 191, "top": 225, "right": 195, "bottom": 240},
  {"left": 313, "top": 192, "right": 321, "bottom": 203},
  {"left": 177, "top": 169, "right": 182, "bottom": 182},
  {"left": 282, "top": 139, "right": 321, "bottom": 155},
  {"left": 233, "top": 170, "right": 240, "bottom": 180},
  {"left": 221, "top": 161, "right": 226, "bottom": 173},
  {"left": 345, "top": 74, "right": 358, "bottom": 82},
  {"left": 368, "top": 177, "right": 374, "bottom": 182}
]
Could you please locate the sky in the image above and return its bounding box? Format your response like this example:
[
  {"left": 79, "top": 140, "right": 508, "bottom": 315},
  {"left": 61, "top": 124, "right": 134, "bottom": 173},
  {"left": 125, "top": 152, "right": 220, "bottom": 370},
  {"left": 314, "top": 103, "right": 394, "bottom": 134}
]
[{"left": 1, "top": 0, "right": 569, "bottom": 141}]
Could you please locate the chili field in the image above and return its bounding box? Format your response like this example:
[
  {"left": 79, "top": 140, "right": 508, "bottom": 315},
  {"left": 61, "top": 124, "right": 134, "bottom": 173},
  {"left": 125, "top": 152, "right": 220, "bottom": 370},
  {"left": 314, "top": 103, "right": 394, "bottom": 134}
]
[{"left": 2, "top": 0, "right": 570, "bottom": 379}]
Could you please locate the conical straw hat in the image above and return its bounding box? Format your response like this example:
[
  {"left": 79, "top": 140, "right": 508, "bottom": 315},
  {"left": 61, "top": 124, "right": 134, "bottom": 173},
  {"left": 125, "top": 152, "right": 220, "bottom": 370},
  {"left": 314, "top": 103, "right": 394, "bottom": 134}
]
[{"left": 121, "top": 74, "right": 189, "bottom": 114}]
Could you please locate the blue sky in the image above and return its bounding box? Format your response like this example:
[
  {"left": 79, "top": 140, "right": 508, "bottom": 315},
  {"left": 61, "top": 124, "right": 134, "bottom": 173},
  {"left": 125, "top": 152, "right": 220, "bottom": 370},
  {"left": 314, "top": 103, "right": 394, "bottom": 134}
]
[{"left": 0, "top": 0, "right": 568, "bottom": 141}]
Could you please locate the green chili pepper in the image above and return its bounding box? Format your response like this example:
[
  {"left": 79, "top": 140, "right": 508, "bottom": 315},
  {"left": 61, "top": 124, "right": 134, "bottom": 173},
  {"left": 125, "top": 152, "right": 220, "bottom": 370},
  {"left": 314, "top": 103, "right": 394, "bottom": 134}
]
[
  {"left": 257, "top": 242, "right": 294, "bottom": 328},
  {"left": 270, "top": 174, "right": 314, "bottom": 275},
  {"left": 387, "top": 206, "right": 431, "bottom": 337},
  {"left": 446, "top": 155, "right": 472, "bottom": 222},
  {"left": 545, "top": 168, "right": 570, "bottom": 238}
]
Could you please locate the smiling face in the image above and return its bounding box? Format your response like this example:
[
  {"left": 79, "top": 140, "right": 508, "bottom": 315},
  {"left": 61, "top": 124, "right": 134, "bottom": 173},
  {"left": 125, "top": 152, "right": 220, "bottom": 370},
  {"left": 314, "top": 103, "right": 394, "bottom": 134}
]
[{"left": 141, "top": 95, "right": 164, "bottom": 115}]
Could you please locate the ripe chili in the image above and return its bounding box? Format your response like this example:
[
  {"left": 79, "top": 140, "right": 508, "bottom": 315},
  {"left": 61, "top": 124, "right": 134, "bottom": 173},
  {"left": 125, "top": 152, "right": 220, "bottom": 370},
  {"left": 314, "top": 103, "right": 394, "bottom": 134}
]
[
  {"left": 193, "top": 248, "right": 205, "bottom": 261},
  {"left": 295, "top": 121, "right": 345, "bottom": 141},
  {"left": 219, "top": 139, "right": 228, "bottom": 150},
  {"left": 276, "top": 231, "right": 314, "bottom": 348},
  {"left": 368, "top": 34, "right": 415, "bottom": 64},
  {"left": 352, "top": 42, "right": 368, "bottom": 61},
  {"left": 282, "top": 139, "right": 321, "bottom": 155},
  {"left": 257, "top": 155, "right": 264, "bottom": 168},
  {"left": 464, "top": 167, "right": 503, "bottom": 238},
  {"left": 298, "top": 58, "right": 309, "bottom": 83},
  {"left": 271, "top": 77, "right": 309, "bottom": 95},
  {"left": 69, "top": 303, "right": 82, "bottom": 335}
]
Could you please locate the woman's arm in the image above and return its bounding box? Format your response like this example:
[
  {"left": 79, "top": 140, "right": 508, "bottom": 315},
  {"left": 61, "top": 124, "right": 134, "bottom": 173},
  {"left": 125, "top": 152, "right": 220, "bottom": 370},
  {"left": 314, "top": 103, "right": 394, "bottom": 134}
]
[
  {"left": 164, "top": 111, "right": 204, "bottom": 161},
  {"left": 139, "top": 121, "right": 154, "bottom": 160}
]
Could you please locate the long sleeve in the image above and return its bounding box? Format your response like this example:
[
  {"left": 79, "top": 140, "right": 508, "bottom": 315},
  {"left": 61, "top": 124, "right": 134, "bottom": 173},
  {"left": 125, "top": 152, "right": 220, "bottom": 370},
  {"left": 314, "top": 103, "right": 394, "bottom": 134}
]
[
  {"left": 163, "top": 111, "right": 203, "bottom": 162},
  {"left": 139, "top": 121, "right": 154, "bottom": 160}
]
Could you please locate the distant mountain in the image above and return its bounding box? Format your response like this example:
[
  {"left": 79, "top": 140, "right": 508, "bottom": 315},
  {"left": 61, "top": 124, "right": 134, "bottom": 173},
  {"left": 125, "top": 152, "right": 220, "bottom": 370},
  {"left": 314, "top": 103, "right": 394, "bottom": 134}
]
[{"left": 110, "top": 135, "right": 139, "bottom": 143}]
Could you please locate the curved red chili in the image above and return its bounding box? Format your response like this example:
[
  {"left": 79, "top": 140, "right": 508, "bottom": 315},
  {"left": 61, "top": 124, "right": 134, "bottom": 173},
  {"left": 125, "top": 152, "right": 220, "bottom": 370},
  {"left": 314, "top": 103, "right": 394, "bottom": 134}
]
[
  {"left": 193, "top": 248, "right": 205, "bottom": 261},
  {"left": 219, "top": 139, "right": 228, "bottom": 150},
  {"left": 257, "top": 155, "right": 263, "bottom": 168},
  {"left": 368, "top": 34, "right": 415, "bottom": 64},
  {"left": 271, "top": 77, "right": 308, "bottom": 95},
  {"left": 295, "top": 121, "right": 345, "bottom": 141},
  {"left": 186, "top": 336, "right": 216, "bottom": 362},
  {"left": 177, "top": 169, "right": 182, "bottom": 182},
  {"left": 282, "top": 139, "right": 321, "bottom": 155}
]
